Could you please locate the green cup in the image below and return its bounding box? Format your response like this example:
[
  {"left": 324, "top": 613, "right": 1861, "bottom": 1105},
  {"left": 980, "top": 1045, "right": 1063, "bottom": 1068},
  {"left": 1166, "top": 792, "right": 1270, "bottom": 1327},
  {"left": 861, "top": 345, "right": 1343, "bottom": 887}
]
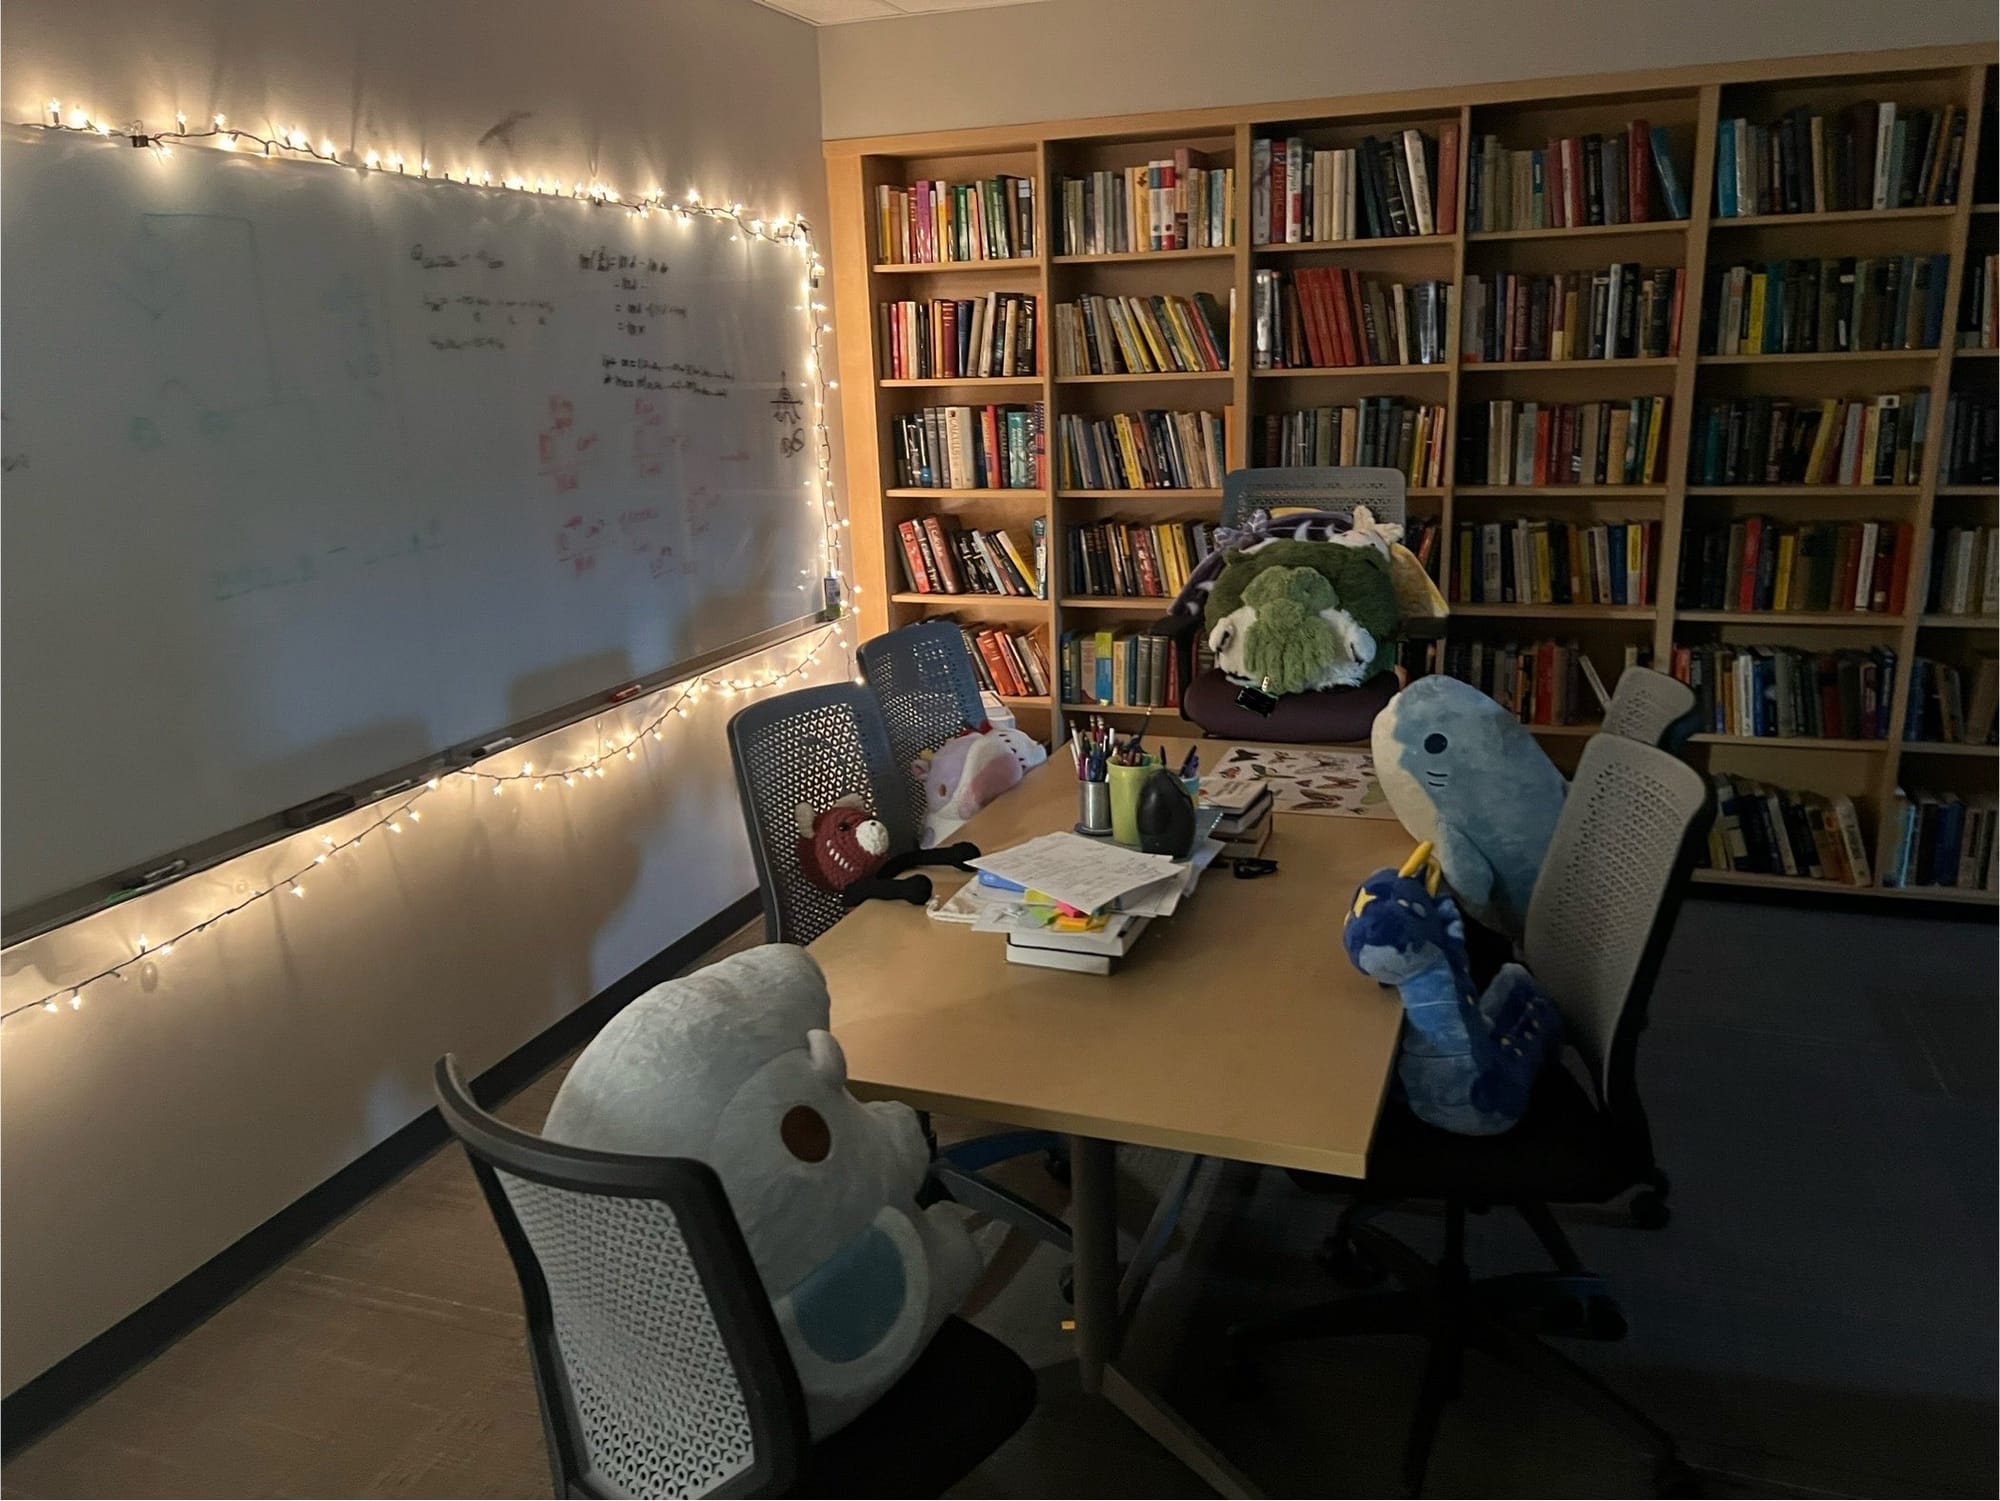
[{"left": 1107, "top": 757, "right": 1161, "bottom": 846}]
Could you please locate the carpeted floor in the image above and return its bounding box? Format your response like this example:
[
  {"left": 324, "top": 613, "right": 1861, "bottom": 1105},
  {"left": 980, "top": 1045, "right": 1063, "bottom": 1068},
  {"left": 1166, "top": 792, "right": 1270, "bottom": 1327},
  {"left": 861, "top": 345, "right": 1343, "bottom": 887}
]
[{"left": 4, "top": 895, "right": 1994, "bottom": 1499}]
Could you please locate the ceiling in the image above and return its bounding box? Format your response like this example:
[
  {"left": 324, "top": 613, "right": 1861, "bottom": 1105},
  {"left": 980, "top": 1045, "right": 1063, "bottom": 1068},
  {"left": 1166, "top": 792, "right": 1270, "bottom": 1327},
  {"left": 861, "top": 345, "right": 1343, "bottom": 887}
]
[{"left": 752, "top": 0, "right": 1049, "bottom": 23}]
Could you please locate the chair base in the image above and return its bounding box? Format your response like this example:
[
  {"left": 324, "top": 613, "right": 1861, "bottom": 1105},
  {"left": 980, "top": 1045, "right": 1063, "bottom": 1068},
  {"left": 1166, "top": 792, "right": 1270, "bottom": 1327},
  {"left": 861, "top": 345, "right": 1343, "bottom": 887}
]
[{"left": 1227, "top": 1202, "right": 1688, "bottom": 1497}]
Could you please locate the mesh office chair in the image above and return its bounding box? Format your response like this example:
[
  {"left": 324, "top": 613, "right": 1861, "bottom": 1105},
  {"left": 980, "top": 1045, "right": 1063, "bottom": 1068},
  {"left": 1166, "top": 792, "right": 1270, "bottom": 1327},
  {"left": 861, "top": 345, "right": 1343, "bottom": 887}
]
[
  {"left": 855, "top": 621, "right": 991, "bottom": 826},
  {"left": 434, "top": 1055, "right": 1035, "bottom": 1499},
  {"left": 1601, "top": 666, "right": 1699, "bottom": 754},
  {"left": 726, "top": 684, "right": 1071, "bottom": 1251},
  {"left": 1161, "top": 466, "right": 1413, "bottom": 743},
  {"left": 1230, "top": 734, "right": 1713, "bottom": 1495}
]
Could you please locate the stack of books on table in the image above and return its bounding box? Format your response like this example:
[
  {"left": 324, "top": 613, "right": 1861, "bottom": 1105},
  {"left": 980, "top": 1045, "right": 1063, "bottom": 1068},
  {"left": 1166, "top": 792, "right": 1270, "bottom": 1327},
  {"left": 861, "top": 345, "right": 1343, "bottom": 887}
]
[
  {"left": 1200, "top": 779, "right": 1273, "bottom": 859},
  {"left": 940, "top": 830, "right": 1223, "bottom": 974}
]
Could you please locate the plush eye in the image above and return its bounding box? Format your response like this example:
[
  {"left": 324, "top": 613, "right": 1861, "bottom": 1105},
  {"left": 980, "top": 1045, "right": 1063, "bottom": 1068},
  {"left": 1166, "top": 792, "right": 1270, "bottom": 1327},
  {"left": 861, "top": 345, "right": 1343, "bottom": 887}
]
[
  {"left": 780, "top": 1105, "right": 830, "bottom": 1163},
  {"left": 936, "top": 782, "right": 949, "bottom": 797},
  {"left": 1213, "top": 623, "right": 1235, "bottom": 652},
  {"left": 1410, "top": 901, "right": 1429, "bottom": 917},
  {"left": 1424, "top": 733, "right": 1448, "bottom": 754}
]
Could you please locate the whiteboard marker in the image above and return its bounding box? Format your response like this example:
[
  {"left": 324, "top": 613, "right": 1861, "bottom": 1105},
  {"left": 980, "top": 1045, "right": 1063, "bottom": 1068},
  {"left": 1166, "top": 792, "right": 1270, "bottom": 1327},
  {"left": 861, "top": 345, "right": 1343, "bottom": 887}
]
[
  {"left": 460, "top": 735, "right": 515, "bottom": 760},
  {"left": 366, "top": 776, "right": 420, "bottom": 800},
  {"left": 119, "top": 858, "right": 188, "bottom": 891},
  {"left": 605, "top": 682, "right": 643, "bottom": 703}
]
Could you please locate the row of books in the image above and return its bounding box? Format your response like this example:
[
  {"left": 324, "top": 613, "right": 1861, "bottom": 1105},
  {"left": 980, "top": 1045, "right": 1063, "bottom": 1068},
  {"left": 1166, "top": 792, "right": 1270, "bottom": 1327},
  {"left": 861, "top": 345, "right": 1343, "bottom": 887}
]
[
  {"left": 1439, "top": 638, "right": 1608, "bottom": 727},
  {"left": 1687, "top": 392, "right": 1929, "bottom": 487},
  {"left": 1882, "top": 790, "right": 1996, "bottom": 892},
  {"left": 875, "top": 175, "right": 1035, "bottom": 264},
  {"left": 1924, "top": 525, "right": 1999, "bottom": 617},
  {"left": 1712, "top": 102, "right": 1966, "bottom": 219},
  {"left": 1904, "top": 655, "right": 1999, "bottom": 745},
  {"left": 1960, "top": 253, "right": 1999, "bottom": 350},
  {"left": 1457, "top": 398, "right": 1671, "bottom": 487},
  {"left": 892, "top": 517, "right": 1043, "bottom": 598},
  {"left": 1448, "top": 519, "right": 1659, "bottom": 607},
  {"left": 1669, "top": 643, "right": 1897, "bottom": 741},
  {"left": 1064, "top": 520, "right": 1218, "bottom": 599},
  {"left": 1250, "top": 269, "right": 1449, "bottom": 368},
  {"left": 1704, "top": 775, "right": 1872, "bottom": 887},
  {"left": 1254, "top": 398, "right": 1450, "bottom": 487},
  {"left": 1699, "top": 256, "right": 1951, "bottom": 356},
  {"left": 1051, "top": 155, "right": 1235, "bottom": 255},
  {"left": 878, "top": 293, "right": 1038, "bottom": 381},
  {"left": 1250, "top": 128, "right": 1454, "bottom": 244},
  {"left": 1051, "top": 292, "right": 1230, "bottom": 376},
  {"left": 891, "top": 404, "right": 1046, "bottom": 491},
  {"left": 1466, "top": 122, "right": 1688, "bottom": 232},
  {"left": 1941, "top": 390, "right": 1997, "bottom": 485},
  {"left": 1059, "top": 629, "right": 1186, "bottom": 710},
  {"left": 953, "top": 624, "right": 1053, "bottom": 700},
  {"left": 1056, "top": 408, "right": 1228, "bottom": 492},
  {"left": 1460, "top": 265, "right": 1684, "bottom": 364},
  {"left": 1674, "top": 518, "right": 1914, "bottom": 616}
]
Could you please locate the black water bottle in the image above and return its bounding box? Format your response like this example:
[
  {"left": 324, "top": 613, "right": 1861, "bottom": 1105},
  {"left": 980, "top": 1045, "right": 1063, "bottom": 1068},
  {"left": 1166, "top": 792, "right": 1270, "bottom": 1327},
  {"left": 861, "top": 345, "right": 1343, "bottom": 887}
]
[{"left": 1136, "top": 768, "right": 1196, "bottom": 858}]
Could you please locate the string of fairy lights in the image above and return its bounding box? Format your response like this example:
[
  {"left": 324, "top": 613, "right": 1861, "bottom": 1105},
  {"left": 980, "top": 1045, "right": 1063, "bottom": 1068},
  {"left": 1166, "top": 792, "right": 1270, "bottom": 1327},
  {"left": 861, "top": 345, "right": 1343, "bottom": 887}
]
[{"left": 7, "top": 97, "right": 864, "bottom": 1028}]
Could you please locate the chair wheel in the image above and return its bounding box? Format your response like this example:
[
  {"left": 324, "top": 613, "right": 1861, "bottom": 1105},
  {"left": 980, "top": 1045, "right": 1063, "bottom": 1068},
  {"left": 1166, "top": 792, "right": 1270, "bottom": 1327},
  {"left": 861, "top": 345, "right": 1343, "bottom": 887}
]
[
  {"left": 1043, "top": 1146, "right": 1071, "bottom": 1185},
  {"left": 1316, "top": 1233, "right": 1386, "bottom": 1288},
  {"left": 1540, "top": 1293, "right": 1586, "bottom": 1335},
  {"left": 1584, "top": 1295, "right": 1628, "bottom": 1341},
  {"left": 1058, "top": 1266, "right": 1074, "bottom": 1304},
  {"left": 1630, "top": 1190, "right": 1671, "bottom": 1230},
  {"left": 1655, "top": 1456, "right": 1702, "bottom": 1497}
]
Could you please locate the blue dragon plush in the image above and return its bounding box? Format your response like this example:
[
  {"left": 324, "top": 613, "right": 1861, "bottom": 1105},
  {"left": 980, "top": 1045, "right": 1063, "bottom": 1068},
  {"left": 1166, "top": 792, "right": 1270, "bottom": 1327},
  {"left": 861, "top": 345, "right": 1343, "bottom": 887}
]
[{"left": 1344, "top": 843, "right": 1564, "bottom": 1135}]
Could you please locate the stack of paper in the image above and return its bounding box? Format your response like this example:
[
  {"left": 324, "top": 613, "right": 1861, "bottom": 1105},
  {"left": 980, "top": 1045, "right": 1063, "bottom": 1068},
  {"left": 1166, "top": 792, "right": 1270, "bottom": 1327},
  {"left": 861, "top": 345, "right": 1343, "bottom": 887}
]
[{"left": 966, "top": 833, "right": 1183, "bottom": 915}]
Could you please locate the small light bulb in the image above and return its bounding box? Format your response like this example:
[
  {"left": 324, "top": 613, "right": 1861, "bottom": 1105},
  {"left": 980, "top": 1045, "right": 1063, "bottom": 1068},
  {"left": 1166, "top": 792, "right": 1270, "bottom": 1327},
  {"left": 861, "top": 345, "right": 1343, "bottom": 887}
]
[
  {"left": 389, "top": 821, "right": 403, "bottom": 834},
  {"left": 652, "top": 729, "right": 663, "bottom": 741},
  {"left": 426, "top": 777, "right": 440, "bottom": 790},
  {"left": 217, "top": 132, "right": 236, "bottom": 150},
  {"left": 67, "top": 107, "right": 86, "bottom": 128},
  {"left": 159, "top": 942, "right": 174, "bottom": 956},
  {"left": 321, "top": 140, "right": 336, "bottom": 159},
  {"left": 408, "top": 809, "right": 421, "bottom": 823},
  {"left": 46, "top": 99, "right": 61, "bottom": 123},
  {"left": 321, "top": 834, "right": 335, "bottom": 847},
  {"left": 389, "top": 152, "right": 404, "bottom": 171},
  {"left": 175, "top": 110, "right": 187, "bottom": 129},
  {"left": 626, "top": 747, "right": 636, "bottom": 761},
  {"left": 492, "top": 782, "right": 503, "bottom": 796},
  {"left": 521, "top": 761, "right": 533, "bottom": 776},
  {"left": 564, "top": 774, "right": 575, "bottom": 787},
  {"left": 315, "top": 853, "right": 327, "bottom": 864},
  {"left": 213, "top": 112, "right": 225, "bottom": 127},
  {"left": 43, "top": 999, "right": 57, "bottom": 1013},
  {"left": 291, "top": 883, "right": 305, "bottom": 898},
  {"left": 365, "top": 149, "right": 380, "bottom": 167},
  {"left": 687, "top": 188, "right": 700, "bottom": 203},
  {"left": 534, "top": 779, "right": 545, "bottom": 791},
  {"left": 420, "top": 157, "right": 431, "bottom": 174},
  {"left": 69, "top": 991, "right": 83, "bottom": 1009},
  {"left": 137, "top": 934, "right": 148, "bottom": 953}
]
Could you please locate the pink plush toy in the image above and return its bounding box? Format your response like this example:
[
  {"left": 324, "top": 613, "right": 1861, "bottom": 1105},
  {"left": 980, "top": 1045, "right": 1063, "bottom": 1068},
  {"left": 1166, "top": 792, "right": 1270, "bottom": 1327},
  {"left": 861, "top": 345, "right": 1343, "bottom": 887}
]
[{"left": 914, "top": 728, "right": 1048, "bottom": 845}]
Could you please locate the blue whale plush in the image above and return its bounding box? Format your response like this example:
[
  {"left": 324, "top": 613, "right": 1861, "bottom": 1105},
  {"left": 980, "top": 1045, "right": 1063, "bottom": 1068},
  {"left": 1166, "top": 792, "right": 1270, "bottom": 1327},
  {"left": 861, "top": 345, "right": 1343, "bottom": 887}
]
[{"left": 1371, "top": 675, "right": 1567, "bottom": 939}]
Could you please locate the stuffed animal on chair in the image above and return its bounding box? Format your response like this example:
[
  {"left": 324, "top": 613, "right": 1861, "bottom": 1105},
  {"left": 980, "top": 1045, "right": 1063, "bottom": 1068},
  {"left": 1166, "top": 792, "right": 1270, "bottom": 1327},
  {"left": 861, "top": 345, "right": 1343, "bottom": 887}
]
[
  {"left": 542, "top": 945, "right": 984, "bottom": 1438},
  {"left": 1371, "top": 674, "right": 1567, "bottom": 939},
  {"left": 1344, "top": 843, "right": 1564, "bottom": 1135},
  {"left": 914, "top": 727, "right": 1048, "bottom": 845},
  {"left": 796, "top": 795, "right": 978, "bottom": 909}
]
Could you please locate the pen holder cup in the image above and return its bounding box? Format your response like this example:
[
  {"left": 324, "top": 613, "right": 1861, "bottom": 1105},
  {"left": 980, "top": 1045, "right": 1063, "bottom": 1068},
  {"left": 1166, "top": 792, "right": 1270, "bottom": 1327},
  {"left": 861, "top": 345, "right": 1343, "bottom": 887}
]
[
  {"left": 1077, "top": 780, "right": 1112, "bottom": 836},
  {"left": 1107, "top": 758, "right": 1162, "bottom": 846}
]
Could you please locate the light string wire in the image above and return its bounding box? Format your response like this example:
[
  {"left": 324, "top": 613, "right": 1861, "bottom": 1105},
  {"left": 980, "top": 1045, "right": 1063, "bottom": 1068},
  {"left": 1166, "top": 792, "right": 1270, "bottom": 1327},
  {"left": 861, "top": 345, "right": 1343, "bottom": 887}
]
[
  {"left": 6, "top": 627, "right": 842, "bottom": 1026},
  {"left": 10, "top": 98, "right": 863, "bottom": 1027}
]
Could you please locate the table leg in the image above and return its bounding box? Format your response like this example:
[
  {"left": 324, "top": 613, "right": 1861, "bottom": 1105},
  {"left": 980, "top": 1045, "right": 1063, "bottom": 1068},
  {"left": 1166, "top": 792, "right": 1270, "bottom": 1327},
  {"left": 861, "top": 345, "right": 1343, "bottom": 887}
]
[{"left": 1068, "top": 1134, "right": 1120, "bottom": 1396}]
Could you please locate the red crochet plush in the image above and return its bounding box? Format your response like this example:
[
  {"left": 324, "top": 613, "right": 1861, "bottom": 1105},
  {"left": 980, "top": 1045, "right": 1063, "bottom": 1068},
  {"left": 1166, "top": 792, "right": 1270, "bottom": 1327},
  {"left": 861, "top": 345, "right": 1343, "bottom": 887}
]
[{"left": 791, "top": 794, "right": 982, "bottom": 910}]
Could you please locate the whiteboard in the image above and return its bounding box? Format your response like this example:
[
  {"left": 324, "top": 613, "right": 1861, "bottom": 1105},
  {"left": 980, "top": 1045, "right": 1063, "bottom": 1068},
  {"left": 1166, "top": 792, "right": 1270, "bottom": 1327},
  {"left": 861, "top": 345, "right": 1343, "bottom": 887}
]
[{"left": 2, "top": 128, "right": 827, "bottom": 914}]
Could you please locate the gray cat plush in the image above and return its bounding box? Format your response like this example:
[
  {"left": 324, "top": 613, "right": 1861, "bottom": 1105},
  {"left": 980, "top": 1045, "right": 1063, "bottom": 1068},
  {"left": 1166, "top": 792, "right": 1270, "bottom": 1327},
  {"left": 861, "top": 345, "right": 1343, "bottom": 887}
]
[{"left": 543, "top": 945, "right": 981, "bottom": 1438}]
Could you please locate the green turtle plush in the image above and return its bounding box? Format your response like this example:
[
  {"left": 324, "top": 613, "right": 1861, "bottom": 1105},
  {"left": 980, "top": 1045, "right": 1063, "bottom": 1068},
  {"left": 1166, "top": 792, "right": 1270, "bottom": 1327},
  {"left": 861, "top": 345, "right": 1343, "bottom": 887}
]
[{"left": 1206, "top": 537, "right": 1400, "bottom": 694}]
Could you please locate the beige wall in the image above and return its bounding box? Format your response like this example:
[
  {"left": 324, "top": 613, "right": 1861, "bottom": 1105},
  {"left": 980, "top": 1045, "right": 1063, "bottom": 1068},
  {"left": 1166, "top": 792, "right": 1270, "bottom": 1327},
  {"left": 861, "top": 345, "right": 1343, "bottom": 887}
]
[
  {"left": 819, "top": 0, "right": 1997, "bottom": 139},
  {"left": 0, "top": 0, "right": 835, "bottom": 1393}
]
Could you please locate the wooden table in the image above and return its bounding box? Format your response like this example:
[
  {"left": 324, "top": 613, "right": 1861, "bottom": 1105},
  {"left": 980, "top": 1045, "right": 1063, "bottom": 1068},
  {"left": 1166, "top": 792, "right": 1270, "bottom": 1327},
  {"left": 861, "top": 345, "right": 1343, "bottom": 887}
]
[{"left": 809, "top": 740, "right": 1413, "bottom": 1496}]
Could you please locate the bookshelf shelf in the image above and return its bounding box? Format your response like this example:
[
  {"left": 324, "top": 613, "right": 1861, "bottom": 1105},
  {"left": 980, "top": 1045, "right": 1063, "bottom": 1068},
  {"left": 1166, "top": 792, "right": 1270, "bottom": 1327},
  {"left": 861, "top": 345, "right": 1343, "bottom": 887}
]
[
  {"left": 1900, "top": 741, "right": 2000, "bottom": 757},
  {"left": 1055, "top": 370, "right": 1232, "bottom": 384},
  {"left": 871, "top": 258, "right": 1042, "bottom": 275},
  {"left": 1255, "top": 235, "right": 1454, "bottom": 255},
  {"left": 1057, "top": 488, "right": 1224, "bottom": 500},
  {"left": 1466, "top": 220, "right": 1689, "bottom": 243},
  {"left": 889, "top": 592, "right": 1047, "bottom": 611},
  {"left": 1683, "top": 485, "right": 1923, "bottom": 498},
  {"left": 997, "top": 694, "right": 1053, "bottom": 708},
  {"left": 1252, "top": 363, "right": 1447, "bottom": 379},
  {"left": 1690, "top": 868, "right": 1880, "bottom": 895},
  {"left": 1708, "top": 205, "right": 1958, "bottom": 229},
  {"left": 1526, "top": 723, "right": 1603, "bottom": 737},
  {"left": 1061, "top": 701, "right": 1199, "bottom": 724},
  {"left": 1918, "top": 614, "right": 2000, "bottom": 629},
  {"left": 1450, "top": 603, "right": 1656, "bottom": 620},
  {"left": 827, "top": 45, "right": 1997, "bottom": 915},
  {"left": 880, "top": 376, "right": 1043, "bottom": 388},
  {"left": 1887, "top": 885, "right": 2000, "bottom": 905},
  {"left": 1461, "top": 357, "right": 1680, "bottom": 373},
  {"left": 1454, "top": 484, "right": 1667, "bottom": 497},
  {"left": 1688, "top": 733, "right": 1887, "bottom": 751},
  {"left": 884, "top": 487, "right": 1049, "bottom": 500},
  {"left": 1051, "top": 247, "right": 1235, "bottom": 265},
  {"left": 1676, "top": 609, "right": 1901, "bottom": 625},
  {"left": 1696, "top": 349, "right": 1940, "bottom": 366}
]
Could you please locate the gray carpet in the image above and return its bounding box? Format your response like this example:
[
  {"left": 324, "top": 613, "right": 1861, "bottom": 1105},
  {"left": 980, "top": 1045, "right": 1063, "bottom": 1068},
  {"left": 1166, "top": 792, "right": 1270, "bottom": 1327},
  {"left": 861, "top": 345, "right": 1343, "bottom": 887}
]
[{"left": 952, "top": 896, "right": 1999, "bottom": 1499}]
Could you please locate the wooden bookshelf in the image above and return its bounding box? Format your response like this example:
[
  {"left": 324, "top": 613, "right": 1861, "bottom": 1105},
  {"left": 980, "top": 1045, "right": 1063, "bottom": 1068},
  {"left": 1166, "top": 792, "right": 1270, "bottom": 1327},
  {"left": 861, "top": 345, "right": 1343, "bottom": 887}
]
[{"left": 828, "top": 43, "right": 1997, "bottom": 908}]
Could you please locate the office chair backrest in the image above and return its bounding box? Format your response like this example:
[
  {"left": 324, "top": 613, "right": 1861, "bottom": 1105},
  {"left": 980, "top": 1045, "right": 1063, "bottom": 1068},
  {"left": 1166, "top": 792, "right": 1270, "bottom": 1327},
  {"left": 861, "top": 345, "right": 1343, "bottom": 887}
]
[
  {"left": 433, "top": 1054, "right": 808, "bottom": 1500},
  {"left": 1220, "top": 466, "right": 1408, "bottom": 531},
  {"left": 856, "top": 621, "right": 988, "bottom": 825},
  {"left": 727, "top": 684, "right": 913, "bottom": 945},
  {"left": 1600, "top": 667, "right": 1698, "bottom": 751},
  {"left": 1523, "top": 734, "right": 1713, "bottom": 1127}
]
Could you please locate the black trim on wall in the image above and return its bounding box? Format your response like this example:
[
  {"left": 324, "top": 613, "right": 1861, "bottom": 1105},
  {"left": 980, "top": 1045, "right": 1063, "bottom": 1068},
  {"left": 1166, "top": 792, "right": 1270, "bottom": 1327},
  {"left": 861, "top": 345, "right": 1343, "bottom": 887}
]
[{"left": 0, "top": 891, "right": 763, "bottom": 1457}]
